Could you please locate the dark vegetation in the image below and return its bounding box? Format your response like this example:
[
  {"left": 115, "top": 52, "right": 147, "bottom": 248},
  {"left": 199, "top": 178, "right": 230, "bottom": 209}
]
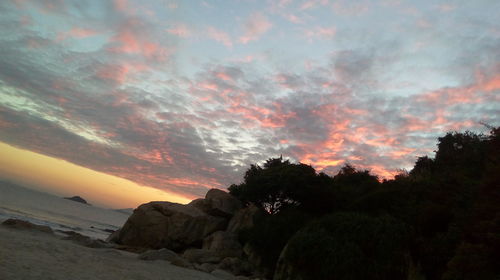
[{"left": 229, "top": 127, "right": 500, "bottom": 280}]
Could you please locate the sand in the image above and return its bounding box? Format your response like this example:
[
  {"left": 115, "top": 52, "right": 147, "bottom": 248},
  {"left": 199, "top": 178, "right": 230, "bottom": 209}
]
[{"left": 0, "top": 226, "right": 223, "bottom": 280}]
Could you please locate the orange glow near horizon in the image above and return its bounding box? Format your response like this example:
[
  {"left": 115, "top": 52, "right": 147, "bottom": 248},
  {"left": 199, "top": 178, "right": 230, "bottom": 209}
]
[{"left": 0, "top": 141, "right": 191, "bottom": 209}]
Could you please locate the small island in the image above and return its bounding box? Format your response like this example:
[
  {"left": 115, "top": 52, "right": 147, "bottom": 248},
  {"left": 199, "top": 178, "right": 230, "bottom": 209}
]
[{"left": 64, "top": 196, "right": 90, "bottom": 205}]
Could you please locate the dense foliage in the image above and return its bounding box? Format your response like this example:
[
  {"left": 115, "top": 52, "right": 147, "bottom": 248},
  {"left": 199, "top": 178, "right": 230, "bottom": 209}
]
[
  {"left": 229, "top": 128, "right": 500, "bottom": 280},
  {"left": 284, "top": 213, "right": 410, "bottom": 280}
]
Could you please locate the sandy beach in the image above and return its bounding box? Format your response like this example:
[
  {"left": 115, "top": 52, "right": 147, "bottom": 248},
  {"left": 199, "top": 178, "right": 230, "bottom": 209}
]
[{"left": 0, "top": 226, "right": 224, "bottom": 280}]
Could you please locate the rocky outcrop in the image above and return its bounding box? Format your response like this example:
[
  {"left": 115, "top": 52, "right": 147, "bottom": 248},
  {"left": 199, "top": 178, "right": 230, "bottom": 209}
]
[
  {"left": 182, "top": 248, "right": 222, "bottom": 264},
  {"left": 189, "top": 189, "right": 243, "bottom": 218},
  {"left": 110, "top": 188, "right": 267, "bottom": 279},
  {"left": 227, "top": 203, "right": 264, "bottom": 233},
  {"left": 217, "top": 257, "right": 253, "bottom": 276},
  {"left": 113, "top": 201, "right": 227, "bottom": 250},
  {"left": 203, "top": 231, "right": 243, "bottom": 258},
  {"left": 138, "top": 248, "right": 179, "bottom": 261},
  {"left": 138, "top": 248, "right": 194, "bottom": 268},
  {"left": 1, "top": 219, "right": 53, "bottom": 234}
]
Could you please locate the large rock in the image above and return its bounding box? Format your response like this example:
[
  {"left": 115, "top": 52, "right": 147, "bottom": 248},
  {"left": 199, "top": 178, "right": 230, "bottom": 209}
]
[
  {"left": 217, "top": 257, "right": 253, "bottom": 276},
  {"left": 182, "top": 248, "right": 222, "bottom": 264},
  {"left": 195, "top": 262, "right": 217, "bottom": 273},
  {"left": 114, "top": 201, "right": 227, "bottom": 251},
  {"left": 227, "top": 203, "right": 265, "bottom": 233},
  {"left": 189, "top": 189, "right": 243, "bottom": 218},
  {"left": 203, "top": 231, "right": 243, "bottom": 258},
  {"left": 138, "top": 248, "right": 179, "bottom": 261},
  {"left": 106, "top": 229, "right": 121, "bottom": 243}
]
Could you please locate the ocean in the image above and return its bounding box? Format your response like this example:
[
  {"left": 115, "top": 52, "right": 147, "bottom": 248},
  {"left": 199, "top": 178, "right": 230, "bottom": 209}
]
[{"left": 0, "top": 181, "right": 132, "bottom": 240}]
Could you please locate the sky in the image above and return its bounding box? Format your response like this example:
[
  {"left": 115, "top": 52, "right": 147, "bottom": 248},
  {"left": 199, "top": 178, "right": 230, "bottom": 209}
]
[{"left": 0, "top": 0, "right": 499, "bottom": 207}]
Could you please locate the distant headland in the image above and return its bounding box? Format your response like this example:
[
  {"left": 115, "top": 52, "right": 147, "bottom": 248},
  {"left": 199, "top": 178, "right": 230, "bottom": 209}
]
[{"left": 64, "top": 196, "right": 90, "bottom": 205}]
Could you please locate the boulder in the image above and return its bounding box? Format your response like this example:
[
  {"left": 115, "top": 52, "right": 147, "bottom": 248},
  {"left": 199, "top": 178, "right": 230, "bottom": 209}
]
[
  {"left": 1, "top": 219, "right": 53, "bottom": 234},
  {"left": 227, "top": 203, "right": 265, "bottom": 233},
  {"left": 114, "top": 201, "right": 227, "bottom": 251},
  {"left": 203, "top": 231, "right": 243, "bottom": 258},
  {"left": 106, "top": 229, "right": 121, "bottom": 243},
  {"left": 189, "top": 189, "right": 242, "bottom": 218},
  {"left": 194, "top": 262, "right": 217, "bottom": 273},
  {"left": 138, "top": 248, "right": 179, "bottom": 261},
  {"left": 182, "top": 248, "right": 222, "bottom": 264},
  {"left": 217, "top": 257, "right": 253, "bottom": 276},
  {"left": 170, "top": 257, "right": 195, "bottom": 269}
]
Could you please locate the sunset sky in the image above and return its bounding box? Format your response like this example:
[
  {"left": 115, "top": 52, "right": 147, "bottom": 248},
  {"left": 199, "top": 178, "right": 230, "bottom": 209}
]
[{"left": 0, "top": 0, "right": 499, "bottom": 207}]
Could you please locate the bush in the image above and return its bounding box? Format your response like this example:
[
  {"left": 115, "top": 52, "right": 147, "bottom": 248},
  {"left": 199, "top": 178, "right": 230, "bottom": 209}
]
[
  {"left": 282, "top": 213, "right": 410, "bottom": 280},
  {"left": 239, "top": 208, "right": 311, "bottom": 276}
]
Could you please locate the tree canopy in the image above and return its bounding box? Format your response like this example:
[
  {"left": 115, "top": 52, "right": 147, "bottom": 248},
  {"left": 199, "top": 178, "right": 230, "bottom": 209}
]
[{"left": 229, "top": 127, "right": 500, "bottom": 279}]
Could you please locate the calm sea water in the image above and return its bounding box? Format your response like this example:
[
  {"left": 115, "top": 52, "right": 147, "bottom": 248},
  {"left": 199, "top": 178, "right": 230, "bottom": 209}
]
[{"left": 0, "top": 181, "right": 132, "bottom": 240}]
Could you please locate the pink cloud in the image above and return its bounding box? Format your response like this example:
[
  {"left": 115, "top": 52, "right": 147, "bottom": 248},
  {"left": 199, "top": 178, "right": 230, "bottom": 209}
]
[
  {"left": 57, "top": 28, "right": 97, "bottom": 41},
  {"left": 166, "top": 1, "right": 178, "bottom": 10},
  {"left": 207, "top": 26, "right": 233, "bottom": 47},
  {"left": 113, "top": 0, "right": 128, "bottom": 12},
  {"left": 304, "top": 26, "right": 336, "bottom": 41},
  {"left": 109, "top": 19, "right": 171, "bottom": 61},
  {"left": 239, "top": 13, "right": 272, "bottom": 44},
  {"left": 415, "top": 70, "right": 500, "bottom": 107},
  {"left": 166, "top": 24, "right": 191, "bottom": 37},
  {"left": 478, "top": 73, "right": 500, "bottom": 92},
  {"left": 332, "top": 0, "right": 370, "bottom": 16},
  {"left": 300, "top": 0, "right": 329, "bottom": 11},
  {"left": 215, "top": 72, "right": 232, "bottom": 81},
  {"left": 68, "top": 28, "right": 97, "bottom": 38},
  {"left": 436, "top": 4, "right": 455, "bottom": 12},
  {"left": 97, "top": 63, "right": 148, "bottom": 85},
  {"left": 284, "top": 13, "right": 304, "bottom": 24},
  {"left": 279, "top": 0, "right": 293, "bottom": 7}
]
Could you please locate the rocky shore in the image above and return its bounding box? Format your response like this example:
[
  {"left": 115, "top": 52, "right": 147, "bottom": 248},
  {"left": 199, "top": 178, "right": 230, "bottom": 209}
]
[
  {"left": 107, "top": 188, "right": 269, "bottom": 279},
  {"left": 0, "top": 189, "right": 268, "bottom": 280}
]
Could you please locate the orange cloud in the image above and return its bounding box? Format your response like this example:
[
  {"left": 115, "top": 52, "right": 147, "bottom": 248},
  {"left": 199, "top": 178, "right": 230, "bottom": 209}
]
[{"left": 479, "top": 74, "right": 500, "bottom": 92}]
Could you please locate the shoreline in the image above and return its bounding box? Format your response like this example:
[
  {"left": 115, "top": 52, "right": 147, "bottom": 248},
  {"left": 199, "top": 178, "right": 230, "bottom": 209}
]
[{"left": 0, "top": 222, "right": 225, "bottom": 280}]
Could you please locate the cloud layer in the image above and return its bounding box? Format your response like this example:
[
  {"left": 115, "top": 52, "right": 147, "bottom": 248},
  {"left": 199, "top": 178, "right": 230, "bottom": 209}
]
[{"left": 0, "top": 0, "right": 499, "bottom": 199}]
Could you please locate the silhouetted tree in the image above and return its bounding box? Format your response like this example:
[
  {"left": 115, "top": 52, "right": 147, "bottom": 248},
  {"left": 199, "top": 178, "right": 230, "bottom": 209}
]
[{"left": 229, "top": 156, "right": 321, "bottom": 214}]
